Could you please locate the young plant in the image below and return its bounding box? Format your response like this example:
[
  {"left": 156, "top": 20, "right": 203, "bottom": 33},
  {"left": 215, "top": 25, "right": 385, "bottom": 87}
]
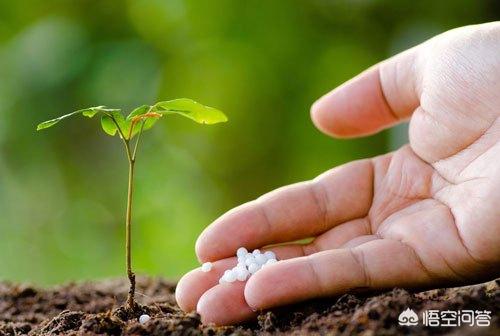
[{"left": 37, "top": 99, "right": 227, "bottom": 309}]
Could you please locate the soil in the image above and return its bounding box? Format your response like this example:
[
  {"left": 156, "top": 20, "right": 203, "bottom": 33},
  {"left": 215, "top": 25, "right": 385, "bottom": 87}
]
[{"left": 0, "top": 277, "right": 498, "bottom": 335}]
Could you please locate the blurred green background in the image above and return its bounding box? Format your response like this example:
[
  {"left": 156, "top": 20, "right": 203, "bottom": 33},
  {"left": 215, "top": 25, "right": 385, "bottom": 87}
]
[{"left": 0, "top": 0, "right": 497, "bottom": 285}]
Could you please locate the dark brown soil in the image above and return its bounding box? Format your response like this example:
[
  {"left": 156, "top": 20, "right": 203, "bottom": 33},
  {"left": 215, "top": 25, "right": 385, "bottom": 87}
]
[{"left": 0, "top": 277, "right": 498, "bottom": 335}]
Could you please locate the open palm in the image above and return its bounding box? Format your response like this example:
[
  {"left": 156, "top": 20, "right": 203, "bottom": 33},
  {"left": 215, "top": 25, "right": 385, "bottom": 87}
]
[{"left": 176, "top": 22, "right": 500, "bottom": 325}]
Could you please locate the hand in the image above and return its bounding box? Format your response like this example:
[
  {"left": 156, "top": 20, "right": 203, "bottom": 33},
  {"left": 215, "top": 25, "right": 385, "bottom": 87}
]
[{"left": 176, "top": 22, "right": 500, "bottom": 325}]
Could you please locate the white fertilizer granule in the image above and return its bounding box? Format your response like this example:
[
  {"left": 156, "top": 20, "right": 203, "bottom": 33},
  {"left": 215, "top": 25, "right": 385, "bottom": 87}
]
[
  {"left": 139, "top": 314, "right": 151, "bottom": 324},
  {"left": 237, "top": 247, "right": 248, "bottom": 258},
  {"left": 264, "top": 251, "right": 276, "bottom": 260},
  {"left": 217, "top": 248, "right": 279, "bottom": 284},
  {"left": 223, "top": 270, "right": 237, "bottom": 282},
  {"left": 245, "top": 255, "right": 256, "bottom": 266},
  {"left": 201, "top": 262, "right": 213, "bottom": 272},
  {"left": 255, "top": 254, "right": 268, "bottom": 265}
]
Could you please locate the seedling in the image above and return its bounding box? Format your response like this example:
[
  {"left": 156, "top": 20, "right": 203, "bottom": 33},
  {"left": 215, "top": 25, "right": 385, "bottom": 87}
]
[{"left": 37, "top": 99, "right": 227, "bottom": 309}]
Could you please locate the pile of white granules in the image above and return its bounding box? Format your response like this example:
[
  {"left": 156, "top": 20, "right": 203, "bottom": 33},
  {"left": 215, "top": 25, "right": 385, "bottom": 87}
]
[{"left": 201, "top": 247, "right": 278, "bottom": 283}]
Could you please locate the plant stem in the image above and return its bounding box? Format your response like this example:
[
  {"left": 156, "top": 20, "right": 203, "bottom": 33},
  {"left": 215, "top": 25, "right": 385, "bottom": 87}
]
[
  {"left": 108, "top": 114, "right": 137, "bottom": 309},
  {"left": 124, "top": 120, "right": 148, "bottom": 309},
  {"left": 125, "top": 154, "right": 136, "bottom": 309},
  {"left": 125, "top": 122, "right": 146, "bottom": 309},
  {"left": 132, "top": 120, "right": 146, "bottom": 160}
]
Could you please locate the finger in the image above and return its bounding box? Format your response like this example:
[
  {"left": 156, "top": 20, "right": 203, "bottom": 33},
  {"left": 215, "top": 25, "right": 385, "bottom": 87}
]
[
  {"left": 189, "top": 231, "right": 379, "bottom": 325},
  {"left": 311, "top": 46, "right": 421, "bottom": 138},
  {"left": 340, "top": 234, "right": 380, "bottom": 249},
  {"left": 176, "top": 245, "right": 307, "bottom": 313},
  {"left": 181, "top": 218, "right": 372, "bottom": 312},
  {"left": 197, "top": 281, "right": 255, "bottom": 325},
  {"left": 198, "top": 240, "right": 384, "bottom": 325},
  {"left": 245, "top": 239, "right": 432, "bottom": 310},
  {"left": 193, "top": 242, "right": 380, "bottom": 326},
  {"left": 176, "top": 257, "right": 236, "bottom": 312},
  {"left": 311, "top": 217, "right": 371, "bottom": 251},
  {"left": 196, "top": 159, "right": 374, "bottom": 262}
]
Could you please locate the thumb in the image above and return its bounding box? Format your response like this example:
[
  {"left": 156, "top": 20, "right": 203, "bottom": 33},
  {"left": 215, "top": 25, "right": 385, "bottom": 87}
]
[{"left": 311, "top": 46, "right": 422, "bottom": 138}]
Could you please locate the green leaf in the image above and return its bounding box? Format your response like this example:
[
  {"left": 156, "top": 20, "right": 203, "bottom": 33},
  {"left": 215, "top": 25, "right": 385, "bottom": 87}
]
[
  {"left": 37, "top": 100, "right": 227, "bottom": 138},
  {"left": 127, "top": 105, "right": 151, "bottom": 120},
  {"left": 36, "top": 119, "right": 61, "bottom": 130},
  {"left": 129, "top": 118, "right": 158, "bottom": 139},
  {"left": 100, "top": 115, "right": 117, "bottom": 136},
  {"left": 126, "top": 105, "right": 163, "bottom": 138},
  {"left": 82, "top": 109, "right": 100, "bottom": 118},
  {"left": 153, "top": 98, "right": 227, "bottom": 124},
  {"left": 36, "top": 106, "right": 119, "bottom": 131},
  {"left": 107, "top": 111, "right": 131, "bottom": 139}
]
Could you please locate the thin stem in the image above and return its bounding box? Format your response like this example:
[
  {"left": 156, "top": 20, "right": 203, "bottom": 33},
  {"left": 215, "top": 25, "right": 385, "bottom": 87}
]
[
  {"left": 131, "top": 105, "right": 153, "bottom": 161},
  {"left": 107, "top": 113, "right": 132, "bottom": 162},
  {"left": 132, "top": 120, "right": 146, "bottom": 160},
  {"left": 107, "top": 113, "right": 136, "bottom": 309},
  {"left": 125, "top": 157, "right": 136, "bottom": 309}
]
